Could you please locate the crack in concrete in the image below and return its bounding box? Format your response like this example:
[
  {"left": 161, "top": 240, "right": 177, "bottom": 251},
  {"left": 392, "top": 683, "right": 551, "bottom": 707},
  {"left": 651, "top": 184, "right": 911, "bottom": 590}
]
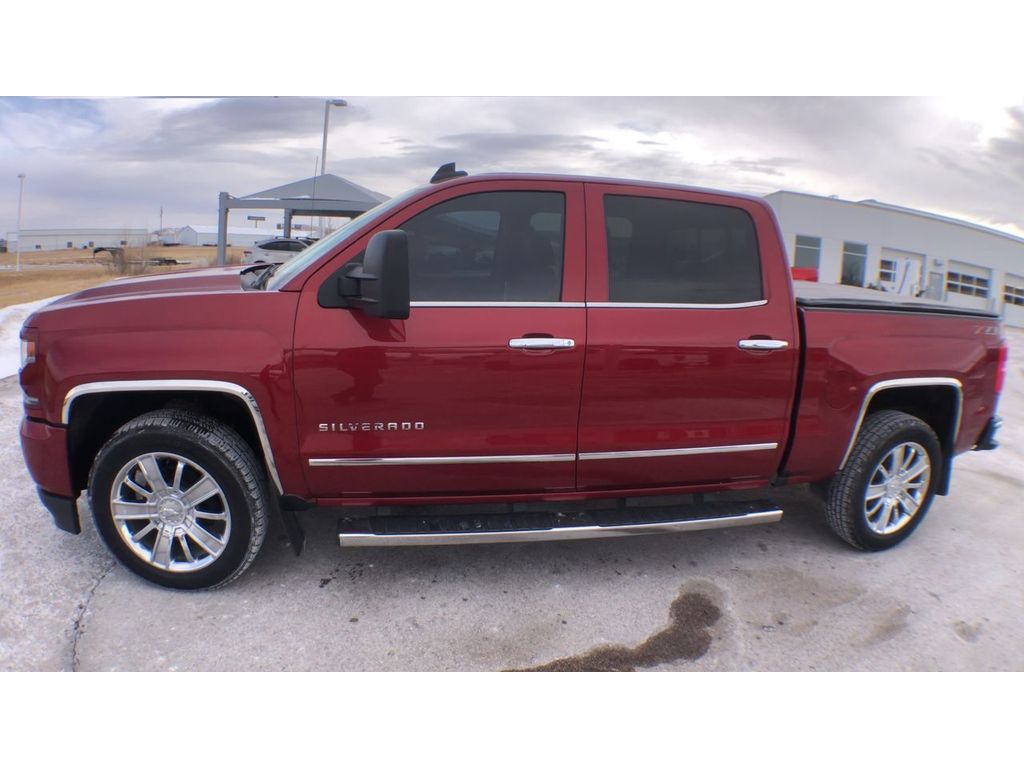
[{"left": 71, "top": 560, "right": 116, "bottom": 672}]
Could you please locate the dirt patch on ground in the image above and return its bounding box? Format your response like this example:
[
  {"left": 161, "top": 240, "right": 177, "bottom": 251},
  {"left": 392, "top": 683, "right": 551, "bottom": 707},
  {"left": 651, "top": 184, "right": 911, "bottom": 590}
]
[
  {"left": 518, "top": 590, "right": 722, "bottom": 672},
  {"left": 0, "top": 247, "right": 246, "bottom": 307}
]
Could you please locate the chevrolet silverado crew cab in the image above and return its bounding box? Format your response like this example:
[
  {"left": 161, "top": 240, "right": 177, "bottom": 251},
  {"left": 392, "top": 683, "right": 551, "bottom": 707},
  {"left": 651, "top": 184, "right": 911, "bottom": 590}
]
[{"left": 19, "top": 166, "right": 1006, "bottom": 589}]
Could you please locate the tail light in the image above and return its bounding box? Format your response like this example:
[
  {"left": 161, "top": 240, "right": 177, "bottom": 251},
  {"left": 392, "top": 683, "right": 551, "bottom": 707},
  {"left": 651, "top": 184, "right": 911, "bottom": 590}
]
[{"left": 994, "top": 341, "right": 1008, "bottom": 395}]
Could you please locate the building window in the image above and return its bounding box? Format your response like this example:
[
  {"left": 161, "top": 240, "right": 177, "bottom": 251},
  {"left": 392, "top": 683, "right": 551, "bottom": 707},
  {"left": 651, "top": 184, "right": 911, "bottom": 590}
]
[
  {"left": 879, "top": 258, "right": 896, "bottom": 283},
  {"left": 946, "top": 271, "right": 990, "bottom": 298},
  {"left": 120, "top": 240, "right": 127, "bottom": 246},
  {"left": 793, "top": 235, "right": 821, "bottom": 269},
  {"left": 841, "top": 241, "right": 868, "bottom": 287},
  {"left": 1004, "top": 275, "right": 1024, "bottom": 307},
  {"left": 66, "top": 241, "right": 73, "bottom": 248},
  {"left": 88, "top": 241, "right": 95, "bottom": 248}
]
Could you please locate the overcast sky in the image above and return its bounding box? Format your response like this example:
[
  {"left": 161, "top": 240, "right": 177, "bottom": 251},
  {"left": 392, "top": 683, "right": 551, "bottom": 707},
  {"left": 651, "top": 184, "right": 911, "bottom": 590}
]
[{"left": 1, "top": 96, "right": 1022, "bottom": 238}]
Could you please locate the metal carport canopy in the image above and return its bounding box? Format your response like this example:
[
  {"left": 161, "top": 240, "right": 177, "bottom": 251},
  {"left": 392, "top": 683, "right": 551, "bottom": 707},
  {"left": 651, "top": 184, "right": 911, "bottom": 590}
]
[{"left": 216, "top": 173, "right": 389, "bottom": 264}]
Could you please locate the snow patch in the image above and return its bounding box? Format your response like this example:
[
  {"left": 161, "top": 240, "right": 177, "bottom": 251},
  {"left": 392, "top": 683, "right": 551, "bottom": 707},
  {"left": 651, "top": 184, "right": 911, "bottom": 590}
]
[{"left": 0, "top": 296, "right": 65, "bottom": 379}]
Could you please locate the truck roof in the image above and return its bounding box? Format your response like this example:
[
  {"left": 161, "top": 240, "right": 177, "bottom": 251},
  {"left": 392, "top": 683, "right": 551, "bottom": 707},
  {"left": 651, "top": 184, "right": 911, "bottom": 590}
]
[{"left": 431, "top": 171, "right": 773, "bottom": 207}]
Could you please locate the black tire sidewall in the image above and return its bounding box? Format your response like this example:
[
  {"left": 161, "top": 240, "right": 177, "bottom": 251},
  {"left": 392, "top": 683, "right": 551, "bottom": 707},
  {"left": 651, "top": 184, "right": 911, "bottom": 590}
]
[
  {"left": 91, "top": 427, "right": 256, "bottom": 590},
  {"left": 847, "top": 420, "right": 942, "bottom": 550}
]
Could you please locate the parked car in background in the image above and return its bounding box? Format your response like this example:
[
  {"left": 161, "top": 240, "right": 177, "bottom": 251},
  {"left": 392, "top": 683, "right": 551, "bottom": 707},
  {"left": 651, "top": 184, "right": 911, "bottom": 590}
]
[{"left": 242, "top": 237, "right": 310, "bottom": 265}]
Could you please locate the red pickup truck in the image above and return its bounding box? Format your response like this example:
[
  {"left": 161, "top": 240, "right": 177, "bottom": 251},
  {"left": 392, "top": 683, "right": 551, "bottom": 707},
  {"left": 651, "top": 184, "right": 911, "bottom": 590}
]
[{"left": 19, "top": 167, "right": 1006, "bottom": 589}]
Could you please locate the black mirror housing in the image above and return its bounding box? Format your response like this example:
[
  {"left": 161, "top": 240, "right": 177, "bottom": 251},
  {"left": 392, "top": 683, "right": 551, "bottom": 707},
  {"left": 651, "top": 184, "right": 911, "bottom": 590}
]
[{"left": 344, "top": 230, "right": 410, "bottom": 319}]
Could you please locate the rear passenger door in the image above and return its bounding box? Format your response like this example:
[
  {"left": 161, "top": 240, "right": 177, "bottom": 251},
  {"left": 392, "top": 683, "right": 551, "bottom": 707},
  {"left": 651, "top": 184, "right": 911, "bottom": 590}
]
[{"left": 577, "top": 184, "right": 799, "bottom": 491}]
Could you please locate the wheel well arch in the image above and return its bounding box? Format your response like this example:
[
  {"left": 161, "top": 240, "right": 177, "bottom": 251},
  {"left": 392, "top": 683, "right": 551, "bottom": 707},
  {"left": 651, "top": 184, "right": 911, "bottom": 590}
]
[
  {"left": 63, "top": 382, "right": 282, "bottom": 496},
  {"left": 840, "top": 378, "right": 962, "bottom": 495}
]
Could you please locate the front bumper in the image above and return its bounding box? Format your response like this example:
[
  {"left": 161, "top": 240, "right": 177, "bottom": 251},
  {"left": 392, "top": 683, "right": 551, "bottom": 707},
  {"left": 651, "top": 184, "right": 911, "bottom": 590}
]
[{"left": 973, "top": 416, "right": 1002, "bottom": 451}]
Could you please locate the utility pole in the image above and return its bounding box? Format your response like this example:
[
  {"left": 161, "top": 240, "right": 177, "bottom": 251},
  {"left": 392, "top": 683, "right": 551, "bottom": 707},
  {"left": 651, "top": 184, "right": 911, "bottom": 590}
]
[{"left": 16, "top": 173, "right": 26, "bottom": 273}]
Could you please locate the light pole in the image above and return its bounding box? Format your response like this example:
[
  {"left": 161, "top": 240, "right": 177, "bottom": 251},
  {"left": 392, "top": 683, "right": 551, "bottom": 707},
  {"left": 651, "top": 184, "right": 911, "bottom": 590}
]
[
  {"left": 16, "top": 173, "right": 26, "bottom": 273},
  {"left": 319, "top": 99, "right": 347, "bottom": 237}
]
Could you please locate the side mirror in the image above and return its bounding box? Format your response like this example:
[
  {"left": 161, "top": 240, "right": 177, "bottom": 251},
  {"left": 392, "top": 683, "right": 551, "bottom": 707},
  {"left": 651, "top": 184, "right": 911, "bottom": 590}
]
[{"left": 340, "top": 230, "right": 410, "bottom": 319}]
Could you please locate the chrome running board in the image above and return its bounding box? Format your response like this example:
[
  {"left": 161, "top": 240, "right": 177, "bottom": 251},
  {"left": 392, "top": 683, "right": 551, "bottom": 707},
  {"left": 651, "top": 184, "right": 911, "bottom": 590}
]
[{"left": 337, "top": 501, "right": 782, "bottom": 547}]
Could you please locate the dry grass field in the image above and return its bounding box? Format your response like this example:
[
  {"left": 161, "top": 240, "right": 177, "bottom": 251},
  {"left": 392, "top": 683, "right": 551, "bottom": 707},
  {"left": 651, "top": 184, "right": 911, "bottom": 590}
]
[{"left": 0, "top": 246, "right": 247, "bottom": 308}]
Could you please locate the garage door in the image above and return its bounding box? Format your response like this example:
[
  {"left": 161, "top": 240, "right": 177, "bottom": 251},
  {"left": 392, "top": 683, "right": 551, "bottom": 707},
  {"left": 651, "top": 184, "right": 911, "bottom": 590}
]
[{"left": 945, "top": 260, "right": 992, "bottom": 311}]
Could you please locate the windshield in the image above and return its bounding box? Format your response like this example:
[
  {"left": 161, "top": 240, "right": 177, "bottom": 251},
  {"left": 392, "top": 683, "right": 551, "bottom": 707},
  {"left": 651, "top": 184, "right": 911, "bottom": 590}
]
[{"left": 266, "top": 186, "right": 424, "bottom": 290}]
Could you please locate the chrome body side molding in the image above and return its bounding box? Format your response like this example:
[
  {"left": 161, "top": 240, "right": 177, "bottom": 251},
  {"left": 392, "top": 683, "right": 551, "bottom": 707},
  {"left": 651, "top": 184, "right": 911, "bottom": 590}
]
[
  {"left": 310, "top": 442, "right": 777, "bottom": 468},
  {"left": 838, "top": 377, "right": 963, "bottom": 470},
  {"left": 62, "top": 379, "right": 284, "bottom": 494},
  {"left": 579, "top": 443, "right": 778, "bottom": 461},
  {"left": 309, "top": 453, "right": 577, "bottom": 468}
]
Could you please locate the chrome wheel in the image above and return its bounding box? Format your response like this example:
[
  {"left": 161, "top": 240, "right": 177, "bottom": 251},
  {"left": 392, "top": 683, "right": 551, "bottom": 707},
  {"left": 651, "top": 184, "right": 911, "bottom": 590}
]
[
  {"left": 863, "top": 441, "right": 931, "bottom": 536},
  {"left": 109, "top": 452, "right": 231, "bottom": 572}
]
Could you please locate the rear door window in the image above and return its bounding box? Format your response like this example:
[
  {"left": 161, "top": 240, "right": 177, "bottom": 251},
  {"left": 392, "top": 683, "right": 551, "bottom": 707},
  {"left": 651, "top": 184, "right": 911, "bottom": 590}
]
[{"left": 604, "top": 195, "right": 762, "bottom": 304}]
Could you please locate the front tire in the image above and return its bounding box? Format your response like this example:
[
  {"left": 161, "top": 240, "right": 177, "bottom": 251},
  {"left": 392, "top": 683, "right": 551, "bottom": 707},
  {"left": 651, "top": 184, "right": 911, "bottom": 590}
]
[
  {"left": 89, "top": 409, "right": 268, "bottom": 589},
  {"left": 825, "top": 410, "right": 941, "bottom": 551}
]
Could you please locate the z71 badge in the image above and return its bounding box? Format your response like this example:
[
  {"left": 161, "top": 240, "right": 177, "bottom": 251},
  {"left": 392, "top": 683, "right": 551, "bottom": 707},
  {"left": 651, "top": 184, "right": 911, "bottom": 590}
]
[{"left": 319, "top": 421, "right": 426, "bottom": 432}]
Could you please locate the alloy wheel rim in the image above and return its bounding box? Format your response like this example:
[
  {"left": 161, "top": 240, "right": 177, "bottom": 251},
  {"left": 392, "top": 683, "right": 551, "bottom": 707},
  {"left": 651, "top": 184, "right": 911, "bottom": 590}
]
[
  {"left": 109, "top": 452, "right": 231, "bottom": 572},
  {"left": 863, "top": 441, "right": 931, "bottom": 535}
]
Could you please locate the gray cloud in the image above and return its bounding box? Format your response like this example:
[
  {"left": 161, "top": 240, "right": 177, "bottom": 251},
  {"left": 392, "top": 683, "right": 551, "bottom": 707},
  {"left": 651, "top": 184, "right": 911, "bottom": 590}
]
[{"left": 1, "top": 96, "right": 1022, "bottom": 238}]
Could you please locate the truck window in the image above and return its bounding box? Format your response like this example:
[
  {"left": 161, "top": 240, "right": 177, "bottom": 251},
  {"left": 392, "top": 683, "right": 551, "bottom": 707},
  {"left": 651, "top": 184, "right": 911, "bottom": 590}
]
[
  {"left": 604, "top": 195, "right": 762, "bottom": 304},
  {"left": 399, "top": 191, "right": 565, "bottom": 302}
]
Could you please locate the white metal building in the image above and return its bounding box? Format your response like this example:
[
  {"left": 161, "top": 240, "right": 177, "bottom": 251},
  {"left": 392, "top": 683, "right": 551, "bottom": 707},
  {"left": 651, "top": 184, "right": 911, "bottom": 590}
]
[
  {"left": 13, "top": 228, "right": 151, "bottom": 251},
  {"left": 169, "top": 226, "right": 281, "bottom": 247},
  {"left": 765, "top": 191, "right": 1024, "bottom": 328}
]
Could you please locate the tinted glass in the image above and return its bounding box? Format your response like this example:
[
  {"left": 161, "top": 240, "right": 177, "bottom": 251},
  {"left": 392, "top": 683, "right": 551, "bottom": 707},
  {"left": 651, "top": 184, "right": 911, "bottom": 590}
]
[
  {"left": 399, "top": 191, "right": 565, "bottom": 301},
  {"left": 604, "top": 195, "right": 762, "bottom": 304},
  {"left": 841, "top": 252, "right": 866, "bottom": 286},
  {"left": 794, "top": 235, "right": 821, "bottom": 269}
]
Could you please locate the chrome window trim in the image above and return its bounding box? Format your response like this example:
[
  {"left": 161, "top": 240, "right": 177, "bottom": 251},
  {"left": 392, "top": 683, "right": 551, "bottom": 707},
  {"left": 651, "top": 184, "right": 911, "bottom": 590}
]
[
  {"left": 838, "top": 377, "right": 963, "bottom": 470},
  {"left": 311, "top": 443, "right": 778, "bottom": 468},
  {"left": 62, "top": 380, "right": 284, "bottom": 494},
  {"left": 310, "top": 453, "right": 577, "bottom": 467},
  {"left": 579, "top": 443, "right": 778, "bottom": 461},
  {"left": 409, "top": 301, "right": 584, "bottom": 308},
  {"left": 586, "top": 300, "right": 768, "bottom": 310}
]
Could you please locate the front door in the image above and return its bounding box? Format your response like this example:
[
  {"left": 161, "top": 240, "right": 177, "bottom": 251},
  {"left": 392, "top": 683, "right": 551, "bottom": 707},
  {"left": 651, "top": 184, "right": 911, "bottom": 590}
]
[
  {"left": 577, "top": 184, "right": 799, "bottom": 491},
  {"left": 293, "top": 181, "right": 587, "bottom": 500},
  {"left": 879, "top": 247, "right": 925, "bottom": 296}
]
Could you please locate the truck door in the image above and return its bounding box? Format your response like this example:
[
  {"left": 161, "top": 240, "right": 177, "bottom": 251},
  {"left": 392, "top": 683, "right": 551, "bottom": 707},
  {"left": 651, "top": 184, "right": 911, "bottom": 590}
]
[
  {"left": 577, "top": 184, "right": 799, "bottom": 491},
  {"left": 292, "top": 180, "right": 586, "bottom": 500}
]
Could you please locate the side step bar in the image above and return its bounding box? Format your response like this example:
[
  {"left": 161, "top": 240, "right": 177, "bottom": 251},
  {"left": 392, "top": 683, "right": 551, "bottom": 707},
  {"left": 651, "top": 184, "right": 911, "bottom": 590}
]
[{"left": 337, "top": 500, "right": 782, "bottom": 547}]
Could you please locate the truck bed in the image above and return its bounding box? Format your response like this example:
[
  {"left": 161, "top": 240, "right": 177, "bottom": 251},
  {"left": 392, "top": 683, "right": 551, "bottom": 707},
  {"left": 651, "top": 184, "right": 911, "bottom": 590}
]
[{"left": 793, "top": 280, "right": 999, "bottom": 319}]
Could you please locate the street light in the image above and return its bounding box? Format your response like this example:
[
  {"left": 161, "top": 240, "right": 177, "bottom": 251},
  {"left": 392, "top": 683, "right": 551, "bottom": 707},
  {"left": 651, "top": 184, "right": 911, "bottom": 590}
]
[
  {"left": 318, "top": 99, "right": 347, "bottom": 238},
  {"left": 16, "top": 173, "right": 26, "bottom": 273},
  {"left": 320, "top": 98, "right": 348, "bottom": 177}
]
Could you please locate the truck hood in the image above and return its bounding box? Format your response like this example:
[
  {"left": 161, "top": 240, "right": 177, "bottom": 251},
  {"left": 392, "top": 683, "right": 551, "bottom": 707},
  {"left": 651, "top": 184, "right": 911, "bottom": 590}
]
[{"left": 46, "top": 266, "right": 247, "bottom": 309}]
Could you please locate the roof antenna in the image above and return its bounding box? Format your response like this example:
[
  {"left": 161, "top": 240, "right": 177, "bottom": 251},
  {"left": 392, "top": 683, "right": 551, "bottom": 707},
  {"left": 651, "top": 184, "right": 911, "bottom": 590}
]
[{"left": 430, "top": 162, "right": 468, "bottom": 184}]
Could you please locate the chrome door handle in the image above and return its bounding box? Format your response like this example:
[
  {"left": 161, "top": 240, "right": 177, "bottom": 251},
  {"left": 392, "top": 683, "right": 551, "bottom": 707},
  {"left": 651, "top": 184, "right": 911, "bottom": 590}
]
[
  {"left": 738, "top": 338, "right": 789, "bottom": 351},
  {"left": 509, "top": 338, "right": 576, "bottom": 350}
]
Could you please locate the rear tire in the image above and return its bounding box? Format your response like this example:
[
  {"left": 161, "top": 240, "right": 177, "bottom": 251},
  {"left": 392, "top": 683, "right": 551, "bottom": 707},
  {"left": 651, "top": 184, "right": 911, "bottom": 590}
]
[
  {"left": 88, "top": 409, "right": 268, "bottom": 589},
  {"left": 825, "top": 410, "right": 941, "bottom": 551}
]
